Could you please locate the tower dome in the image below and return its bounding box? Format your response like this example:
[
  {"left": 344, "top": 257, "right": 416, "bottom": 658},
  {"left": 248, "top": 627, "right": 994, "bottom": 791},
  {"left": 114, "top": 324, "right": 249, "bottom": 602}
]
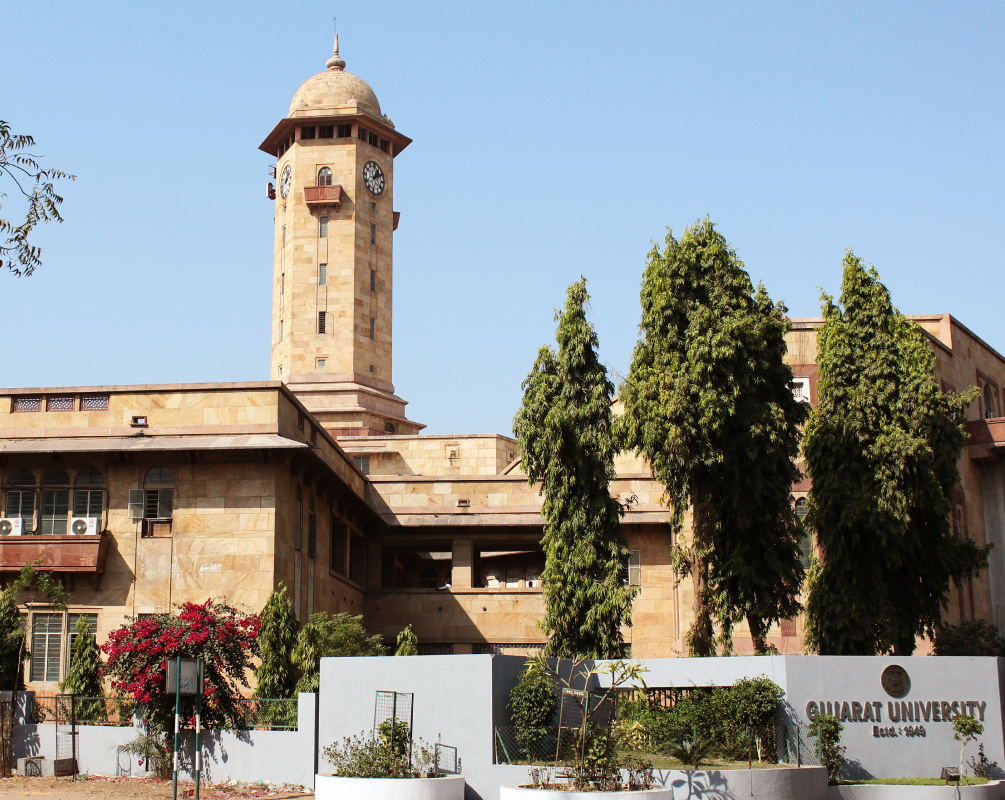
[{"left": 288, "top": 35, "right": 382, "bottom": 119}]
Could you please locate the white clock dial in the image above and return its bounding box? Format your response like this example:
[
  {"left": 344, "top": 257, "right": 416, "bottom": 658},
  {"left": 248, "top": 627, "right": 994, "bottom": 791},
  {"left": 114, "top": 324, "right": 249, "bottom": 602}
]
[
  {"left": 279, "top": 164, "right": 292, "bottom": 198},
  {"left": 363, "top": 161, "right": 385, "bottom": 195}
]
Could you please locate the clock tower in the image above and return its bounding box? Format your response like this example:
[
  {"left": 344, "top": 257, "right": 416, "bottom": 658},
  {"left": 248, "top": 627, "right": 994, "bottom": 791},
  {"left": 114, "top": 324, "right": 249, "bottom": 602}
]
[{"left": 259, "top": 36, "right": 423, "bottom": 436}]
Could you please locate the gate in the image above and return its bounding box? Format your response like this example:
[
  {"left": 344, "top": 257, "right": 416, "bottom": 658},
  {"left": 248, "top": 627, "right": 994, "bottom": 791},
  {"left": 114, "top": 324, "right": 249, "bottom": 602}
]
[
  {"left": 0, "top": 695, "right": 13, "bottom": 777},
  {"left": 54, "top": 695, "right": 78, "bottom": 778}
]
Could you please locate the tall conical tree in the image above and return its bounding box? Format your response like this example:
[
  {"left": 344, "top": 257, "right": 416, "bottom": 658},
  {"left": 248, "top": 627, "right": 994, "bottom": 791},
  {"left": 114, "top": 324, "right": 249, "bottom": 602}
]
[
  {"left": 804, "top": 252, "right": 988, "bottom": 655},
  {"left": 0, "top": 591, "right": 27, "bottom": 691},
  {"left": 254, "top": 582, "right": 300, "bottom": 698},
  {"left": 513, "top": 277, "right": 636, "bottom": 658},
  {"left": 60, "top": 616, "right": 103, "bottom": 697},
  {"left": 618, "top": 218, "right": 807, "bottom": 656}
]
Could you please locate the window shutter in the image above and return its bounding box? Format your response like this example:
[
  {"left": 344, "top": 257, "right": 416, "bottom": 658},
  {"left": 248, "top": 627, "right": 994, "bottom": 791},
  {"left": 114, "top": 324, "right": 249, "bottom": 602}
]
[
  {"left": 128, "top": 489, "right": 145, "bottom": 520},
  {"left": 157, "top": 489, "right": 173, "bottom": 519}
]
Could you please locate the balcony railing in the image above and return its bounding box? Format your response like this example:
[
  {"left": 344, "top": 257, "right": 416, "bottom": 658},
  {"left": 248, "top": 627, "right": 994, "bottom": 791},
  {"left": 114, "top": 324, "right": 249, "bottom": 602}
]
[
  {"left": 966, "top": 417, "right": 1005, "bottom": 462},
  {"left": 0, "top": 533, "right": 110, "bottom": 584},
  {"left": 303, "top": 184, "right": 343, "bottom": 208}
]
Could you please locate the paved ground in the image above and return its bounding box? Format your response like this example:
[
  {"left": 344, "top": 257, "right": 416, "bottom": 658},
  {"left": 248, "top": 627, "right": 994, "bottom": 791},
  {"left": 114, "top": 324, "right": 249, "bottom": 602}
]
[{"left": 0, "top": 776, "right": 311, "bottom": 800}]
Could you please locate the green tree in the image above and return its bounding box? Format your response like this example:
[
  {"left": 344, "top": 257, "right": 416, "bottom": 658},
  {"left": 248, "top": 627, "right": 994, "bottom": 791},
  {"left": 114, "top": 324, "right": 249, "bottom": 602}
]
[
  {"left": 254, "top": 582, "right": 300, "bottom": 698},
  {"left": 60, "top": 616, "right": 106, "bottom": 722},
  {"left": 513, "top": 278, "right": 636, "bottom": 658},
  {"left": 0, "top": 562, "right": 69, "bottom": 691},
  {"left": 803, "top": 252, "right": 987, "bottom": 655},
  {"left": 1, "top": 120, "right": 75, "bottom": 276},
  {"left": 808, "top": 713, "right": 846, "bottom": 783},
  {"left": 618, "top": 218, "right": 807, "bottom": 656},
  {"left": 292, "top": 612, "right": 385, "bottom": 693},
  {"left": 954, "top": 714, "right": 984, "bottom": 782},
  {"left": 730, "top": 676, "right": 784, "bottom": 761},
  {"left": 508, "top": 664, "right": 557, "bottom": 758},
  {"left": 394, "top": 624, "right": 419, "bottom": 656},
  {"left": 933, "top": 620, "right": 1005, "bottom": 657}
]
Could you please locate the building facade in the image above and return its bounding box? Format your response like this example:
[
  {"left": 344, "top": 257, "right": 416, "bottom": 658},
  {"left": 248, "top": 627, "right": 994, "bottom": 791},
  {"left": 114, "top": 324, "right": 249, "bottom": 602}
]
[{"left": 2, "top": 39, "right": 1004, "bottom": 689}]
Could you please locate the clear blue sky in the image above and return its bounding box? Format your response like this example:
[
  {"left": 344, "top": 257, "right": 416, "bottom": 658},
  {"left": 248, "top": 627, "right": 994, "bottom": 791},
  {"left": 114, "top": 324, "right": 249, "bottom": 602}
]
[{"left": 2, "top": 2, "right": 1002, "bottom": 436}]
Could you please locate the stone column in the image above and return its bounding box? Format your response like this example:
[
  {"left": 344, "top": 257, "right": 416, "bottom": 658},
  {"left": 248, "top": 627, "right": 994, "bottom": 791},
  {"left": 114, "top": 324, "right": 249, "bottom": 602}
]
[{"left": 451, "top": 539, "right": 473, "bottom": 588}]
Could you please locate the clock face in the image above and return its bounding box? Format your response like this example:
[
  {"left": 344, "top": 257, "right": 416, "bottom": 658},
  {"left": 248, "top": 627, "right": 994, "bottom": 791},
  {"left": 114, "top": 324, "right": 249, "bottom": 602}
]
[
  {"left": 363, "top": 161, "right": 385, "bottom": 195},
  {"left": 279, "top": 164, "right": 292, "bottom": 198}
]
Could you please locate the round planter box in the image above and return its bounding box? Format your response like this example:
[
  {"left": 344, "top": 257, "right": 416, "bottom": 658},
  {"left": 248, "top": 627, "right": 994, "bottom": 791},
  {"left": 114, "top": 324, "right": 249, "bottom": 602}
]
[
  {"left": 500, "top": 786, "right": 673, "bottom": 800},
  {"left": 315, "top": 774, "right": 466, "bottom": 800}
]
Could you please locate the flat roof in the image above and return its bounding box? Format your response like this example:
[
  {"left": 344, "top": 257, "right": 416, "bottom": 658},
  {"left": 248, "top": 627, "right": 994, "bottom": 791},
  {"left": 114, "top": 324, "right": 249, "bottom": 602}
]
[
  {"left": 0, "top": 434, "right": 307, "bottom": 454},
  {"left": 0, "top": 381, "right": 281, "bottom": 395}
]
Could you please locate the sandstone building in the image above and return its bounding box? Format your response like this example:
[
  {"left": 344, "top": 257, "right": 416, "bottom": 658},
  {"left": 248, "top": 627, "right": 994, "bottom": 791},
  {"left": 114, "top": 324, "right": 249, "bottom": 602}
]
[{"left": 2, "top": 39, "right": 1004, "bottom": 689}]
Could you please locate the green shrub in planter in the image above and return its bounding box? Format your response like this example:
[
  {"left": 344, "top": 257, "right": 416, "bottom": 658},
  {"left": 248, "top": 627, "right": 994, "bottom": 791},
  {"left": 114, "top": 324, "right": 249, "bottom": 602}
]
[
  {"left": 508, "top": 666, "right": 557, "bottom": 759},
  {"left": 323, "top": 731, "right": 439, "bottom": 778}
]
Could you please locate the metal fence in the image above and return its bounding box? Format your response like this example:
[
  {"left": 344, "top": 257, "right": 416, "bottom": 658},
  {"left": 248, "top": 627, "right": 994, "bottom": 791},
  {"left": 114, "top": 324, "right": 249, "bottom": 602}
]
[
  {"left": 777, "top": 725, "right": 822, "bottom": 767},
  {"left": 29, "top": 695, "right": 134, "bottom": 726},
  {"left": 234, "top": 698, "right": 298, "bottom": 730}
]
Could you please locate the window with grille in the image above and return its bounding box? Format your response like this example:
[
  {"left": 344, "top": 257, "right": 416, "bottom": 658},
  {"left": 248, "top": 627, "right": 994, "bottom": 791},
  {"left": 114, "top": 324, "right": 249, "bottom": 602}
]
[
  {"left": 81, "top": 395, "right": 109, "bottom": 411},
  {"left": 353, "top": 456, "right": 370, "bottom": 475},
  {"left": 73, "top": 467, "right": 104, "bottom": 519},
  {"left": 12, "top": 397, "right": 41, "bottom": 412},
  {"left": 319, "top": 216, "right": 328, "bottom": 238},
  {"left": 47, "top": 396, "right": 75, "bottom": 411},
  {"left": 40, "top": 468, "right": 70, "bottom": 535},
  {"left": 6, "top": 489, "right": 35, "bottom": 532},
  {"left": 30, "top": 613, "right": 63, "bottom": 682},
  {"left": 318, "top": 311, "right": 327, "bottom": 334},
  {"left": 330, "top": 522, "right": 347, "bottom": 574},
  {"left": 301, "top": 125, "right": 316, "bottom": 140},
  {"left": 622, "top": 550, "right": 641, "bottom": 586},
  {"left": 319, "top": 263, "right": 327, "bottom": 285},
  {"left": 369, "top": 317, "right": 375, "bottom": 340},
  {"left": 336, "top": 124, "right": 351, "bottom": 138},
  {"left": 320, "top": 124, "right": 335, "bottom": 138}
]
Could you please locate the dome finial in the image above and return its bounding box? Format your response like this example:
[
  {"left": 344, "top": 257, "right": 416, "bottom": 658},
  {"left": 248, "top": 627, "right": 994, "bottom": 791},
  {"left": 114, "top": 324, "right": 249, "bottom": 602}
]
[{"left": 326, "top": 32, "right": 345, "bottom": 71}]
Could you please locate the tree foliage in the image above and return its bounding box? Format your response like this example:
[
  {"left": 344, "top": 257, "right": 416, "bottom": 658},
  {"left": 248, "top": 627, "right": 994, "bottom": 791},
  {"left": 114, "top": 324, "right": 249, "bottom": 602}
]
[
  {"left": 808, "top": 713, "right": 846, "bottom": 783},
  {"left": 291, "top": 612, "right": 385, "bottom": 694},
  {"left": 513, "top": 278, "right": 636, "bottom": 658},
  {"left": 933, "top": 620, "right": 1005, "bottom": 657},
  {"left": 60, "top": 615, "right": 103, "bottom": 696},
  {"left": 508, "top": 664, "right": 557, "bottom": 756},
  {"left": 0, "top": 120, "right": 75, "bottom": 276},
  {"left": 803, "top": 252, "right": 987, "bottom": 655},
  {"left": 618, "top": 218, "right": 807, "bottom": 655},
  {"left": 0, "top": 562, "right": 69, "bottom": 691},
  {"left": 254, "top": 582, "right": 300, "bottom": 698},
  {"left": 394, "top": 624, "right": 419, "bottom": 656},
  {"left": 101, "top": 599, "right": 261, "bottom": 730}
]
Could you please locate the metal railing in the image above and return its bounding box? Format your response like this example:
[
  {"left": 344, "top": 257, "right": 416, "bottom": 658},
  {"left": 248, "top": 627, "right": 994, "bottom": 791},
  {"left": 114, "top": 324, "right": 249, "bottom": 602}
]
[{"left": 234, "top": 698, "right": 298, "bottom": 730}]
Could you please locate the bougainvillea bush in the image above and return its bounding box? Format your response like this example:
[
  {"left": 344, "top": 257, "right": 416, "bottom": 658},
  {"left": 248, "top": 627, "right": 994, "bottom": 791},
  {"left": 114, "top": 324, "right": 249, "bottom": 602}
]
[{"left": 101, "top": 599, "right": 261, "bottom": 730}]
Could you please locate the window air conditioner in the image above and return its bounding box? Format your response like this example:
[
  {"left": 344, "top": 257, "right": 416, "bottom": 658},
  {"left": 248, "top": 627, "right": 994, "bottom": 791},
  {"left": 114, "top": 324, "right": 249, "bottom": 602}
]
[
  {"left": 69, "top": 517, "right": 99, "bottom": 535},
  {"left": 0, "top": 518, "right": 23, "bottom": 536}
]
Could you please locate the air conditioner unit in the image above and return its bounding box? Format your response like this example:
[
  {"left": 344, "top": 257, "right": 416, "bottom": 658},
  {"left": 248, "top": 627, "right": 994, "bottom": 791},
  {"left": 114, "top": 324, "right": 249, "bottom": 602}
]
[
  {"left": 0, "top": 518, "right": 23, "bottom": 536},
  {"left": 69, "top": 517, "right": 99, "bottom": 535}
]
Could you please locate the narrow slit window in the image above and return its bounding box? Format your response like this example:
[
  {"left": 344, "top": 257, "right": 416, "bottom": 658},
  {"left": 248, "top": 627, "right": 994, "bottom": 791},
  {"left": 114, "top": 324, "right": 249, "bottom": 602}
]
[
  {"left": 318, "top": 311, "right": 327, "bottom": 335},
  {"left": 319, "top": 263, "right": 327, "bottom": 285},
  {"left": 370, "top": 269, "right": 375, "bottom": 291},
  {"left": 319, "top": 216, "right": 328, "bottom": 238},
  {"left": 369, "top": 317, "right": 375, "bottom": 340},
  {"left": 370, "top": 223, "right": 376, "bottom": 245}
]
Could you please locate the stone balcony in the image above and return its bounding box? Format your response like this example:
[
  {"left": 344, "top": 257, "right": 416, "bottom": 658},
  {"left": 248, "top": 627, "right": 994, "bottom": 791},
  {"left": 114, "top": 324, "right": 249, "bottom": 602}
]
[
  {"left": 966, "top": 417, "right": 1005, "bottom": 462},
  {"left": 0, "top": 533, "right": 111, "bottom": 586},
  {"left": 303, "top": 185, "right": 342, "bottom": 208}
]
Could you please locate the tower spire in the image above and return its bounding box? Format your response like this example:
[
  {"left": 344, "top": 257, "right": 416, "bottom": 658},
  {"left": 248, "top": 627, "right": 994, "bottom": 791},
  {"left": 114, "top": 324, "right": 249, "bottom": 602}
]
[{"left": 326, "top": 33, "right": 345, "bottom": 71}]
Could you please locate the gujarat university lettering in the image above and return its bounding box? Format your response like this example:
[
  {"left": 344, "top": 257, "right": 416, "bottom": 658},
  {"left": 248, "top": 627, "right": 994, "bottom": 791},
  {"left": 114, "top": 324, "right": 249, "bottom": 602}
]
[{"left": 806, "top": 699, "right": 989, "bottom": 725}]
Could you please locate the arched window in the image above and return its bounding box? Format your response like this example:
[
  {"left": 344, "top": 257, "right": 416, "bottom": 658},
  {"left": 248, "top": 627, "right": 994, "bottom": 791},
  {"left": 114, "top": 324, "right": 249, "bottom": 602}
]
[
  {"left": 5, "top": 469, "right": 36, "bottom": 533},
  {"left": 794, "top": 498, "right": 812, "bottom": 570},
  {"left": 74, "top": 467, "right": 105, "bottom": 520},
  {"left": 419, "top": 566, "right": 439, "bottom": 589},
  {"left": 40, "top": 468, "right": 70, "bottom": 535},
  {"left": 140, "top": 466, "right": 173, "bottom": 521},
  {"left": 145, "top": 466, "right": 174, "bottom": 486},
  {"left": 985, "top": 385, "right": 997, "bottom": 420},
  {"left": 318, "top": 167, "right": 332, "bottom": 187}
]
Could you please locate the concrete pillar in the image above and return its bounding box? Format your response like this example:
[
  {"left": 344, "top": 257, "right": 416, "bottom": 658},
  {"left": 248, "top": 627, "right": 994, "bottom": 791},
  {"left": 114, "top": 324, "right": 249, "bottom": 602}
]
[{"left": 451, "top": 539, "right": 473, "bottom": 588}]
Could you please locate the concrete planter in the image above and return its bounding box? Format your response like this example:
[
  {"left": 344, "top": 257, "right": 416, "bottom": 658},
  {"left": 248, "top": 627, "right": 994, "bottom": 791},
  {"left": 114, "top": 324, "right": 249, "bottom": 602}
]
[
  {"left": 500, "top": 787, "right": 672, "bottom": 800},
  {"left": 829, "top": 780, "right": 1005, "bottom": 799},
  {"left": 315, "top": 774, "right": 466, "bottom": 800}
]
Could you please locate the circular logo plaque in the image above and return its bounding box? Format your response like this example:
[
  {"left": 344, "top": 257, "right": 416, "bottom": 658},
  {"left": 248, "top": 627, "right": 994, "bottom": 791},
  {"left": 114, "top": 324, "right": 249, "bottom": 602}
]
[{"left": 881, "top": 665, "right": 911, "bottom": 698}]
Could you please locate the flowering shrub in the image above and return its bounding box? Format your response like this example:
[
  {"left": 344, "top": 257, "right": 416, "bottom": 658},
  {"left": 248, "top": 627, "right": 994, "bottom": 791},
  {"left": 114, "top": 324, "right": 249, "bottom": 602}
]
[{"left": 101, "top": 599, "right": 261, "bottom": 730}]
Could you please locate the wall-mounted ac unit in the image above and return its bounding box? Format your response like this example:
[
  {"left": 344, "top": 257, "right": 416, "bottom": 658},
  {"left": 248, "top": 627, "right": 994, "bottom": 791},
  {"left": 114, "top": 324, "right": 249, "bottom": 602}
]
[
  {"left": 69, "top": 517, "right": 99, "bottom": 535},
  {"left": 0, "top": 518, "right": 23, "bottom": 536}
]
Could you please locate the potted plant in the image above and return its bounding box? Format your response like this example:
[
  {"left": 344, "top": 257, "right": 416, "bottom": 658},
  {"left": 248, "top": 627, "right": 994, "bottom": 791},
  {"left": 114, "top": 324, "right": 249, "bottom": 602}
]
[{"left": 316, "top": 720, "right": 465, "bottom": 800}]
